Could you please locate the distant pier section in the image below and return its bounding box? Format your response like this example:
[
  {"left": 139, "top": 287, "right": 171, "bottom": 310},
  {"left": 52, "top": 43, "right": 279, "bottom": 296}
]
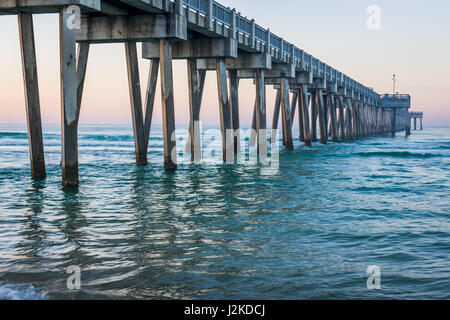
[
  {"left": 0, "top": 0, "right": 422, "bottom": 186},
  {"left": 409, "top": 112, "right": 424, "bottom": 131}
]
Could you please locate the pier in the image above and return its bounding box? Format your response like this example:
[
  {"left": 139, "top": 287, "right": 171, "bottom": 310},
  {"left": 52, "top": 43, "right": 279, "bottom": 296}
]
[
  {"left": 1, "top": 0, "right": 417, "bottom": 186},
  {"left": 409, "top": 112, "right": 424, "bottom": 131}
]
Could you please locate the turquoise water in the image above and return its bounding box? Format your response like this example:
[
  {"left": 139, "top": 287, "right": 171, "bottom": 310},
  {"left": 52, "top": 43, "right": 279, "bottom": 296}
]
[{"left": 0, "top": 124, "right": 449, "bottom": 299}]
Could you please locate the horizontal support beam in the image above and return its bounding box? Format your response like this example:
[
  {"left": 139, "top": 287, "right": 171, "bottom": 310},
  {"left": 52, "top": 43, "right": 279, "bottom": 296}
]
[
  {"left": 143, "top": 38, "right": 237, "bottom": 59},
  {"left": 266, "top": 71, "right": 312, "bottom": 86},
  {"left": 0, "top": 0, "right": 100, "bottom": 14},
  {"left": 326, "top": 81, "right": 337, "bottom": 93},
  {"left": 238, "top": 63, "right": 295, "bottom": 79},
  {"left": 313, "top": 77, "right": 327, "bottom": 89},
  {"left": 77, "top": 14, "right": 187, "bottom": 43},
  {"left": 196, "top": 53, "right": 271, "bottom": 70}
]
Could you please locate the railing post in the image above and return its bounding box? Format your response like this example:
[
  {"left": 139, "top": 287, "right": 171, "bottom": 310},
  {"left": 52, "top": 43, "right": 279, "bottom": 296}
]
[
  {"left": 280, "top": 38, "right": 284, "bottom": 61},
  {"left": 266, "top": 28, "right": 271, "bottom": 54},
  {"left": 250, "top": 19, "right": 255, "bottom": 48},
  {"left": 206, "top": 0, "right": 213, "bottom": 30},
  {"left": 290, "top": 44, "right": 294, "bottom": 64},
  {"left": 231, "top": 9, "right": 236, "bottom": 39},
  {"left": 174, "top": 0, "right": 183, "bottom": 15},
  {"left": 162, "top": 0, "right": 169, "bottom": 12}
]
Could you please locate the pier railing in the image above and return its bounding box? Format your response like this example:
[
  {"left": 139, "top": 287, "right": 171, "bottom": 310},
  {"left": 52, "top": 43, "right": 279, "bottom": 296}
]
[{"left": 179, "top": 0, "right": 379, "bottom": 102}]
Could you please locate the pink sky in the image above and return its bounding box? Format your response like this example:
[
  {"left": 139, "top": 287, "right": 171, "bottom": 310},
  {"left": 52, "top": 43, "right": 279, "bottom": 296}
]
[{"left": 1, "top": 0, "right": 449, "bottom": 127}]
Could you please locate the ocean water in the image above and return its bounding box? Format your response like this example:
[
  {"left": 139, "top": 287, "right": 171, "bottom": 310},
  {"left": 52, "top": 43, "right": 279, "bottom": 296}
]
[{"left": 0, "top": 124, "right": 449, "bottom": 300}]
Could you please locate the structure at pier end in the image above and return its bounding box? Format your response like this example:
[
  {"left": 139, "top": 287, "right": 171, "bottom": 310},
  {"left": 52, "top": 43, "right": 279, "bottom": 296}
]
[{"left": 0, "top": 0, "right": 422, "bottom": 186}]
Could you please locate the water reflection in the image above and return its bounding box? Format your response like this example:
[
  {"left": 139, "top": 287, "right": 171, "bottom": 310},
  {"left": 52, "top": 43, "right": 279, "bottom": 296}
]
[{"left": 16, "top": 180, "right": 47, "bottom": 266}]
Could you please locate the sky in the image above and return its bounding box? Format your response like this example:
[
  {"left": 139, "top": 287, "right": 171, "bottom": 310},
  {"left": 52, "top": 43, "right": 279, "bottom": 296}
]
[{"left": 0, "top": 0, "right": 449, "bottom": 126}]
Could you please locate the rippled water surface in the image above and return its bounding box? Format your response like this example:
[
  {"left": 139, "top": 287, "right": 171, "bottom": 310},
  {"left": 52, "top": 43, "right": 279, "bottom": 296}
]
[{"left": 0, "top": 124, "right": 449, "bottom": 299}]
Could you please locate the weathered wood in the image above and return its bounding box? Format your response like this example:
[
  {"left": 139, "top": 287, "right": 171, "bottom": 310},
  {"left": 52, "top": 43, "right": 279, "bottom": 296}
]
[
  {"left": 316, "top": 89, "right": 327, "bottom": 144},
  {"left": 60, "top": 8, "right": 79, "bottom": 186},
  {"left": 18, "top": 12, "right": 46, "bottom": 179},
  {"left": 76, "top": 42, "right": 89, "bottom": 124},
  {"left": 187, "top": 59, "right": 205, "bottom": 160},
  {"left": 270, "top": 89, "right": 281, "bottom": 144},
  {"left": 125, "top": 41, "right": 147, "bottom": 165},
  {"left": 216, "top": 58, "right": 233, "bottom": 162},
  {"left": 254, "top": 69, "right": 267, "bottom": 155},
  {"left": 328, "top": 94, "right": 338, "bottom": 142},
  {"left": 300, "top": 85, "right": 311, "bottom": 146},
  {"left": 229, "top": 69, "right": 240, "bottom": 153},
  {"left": 159, "top": 39, "right": 177, "bottom": 169},
  {"left": 280, "top": 78, "right": 293, "bottom": 150},
  {"left": 144, "top": 58, "right": 160, "bottom": 150}
]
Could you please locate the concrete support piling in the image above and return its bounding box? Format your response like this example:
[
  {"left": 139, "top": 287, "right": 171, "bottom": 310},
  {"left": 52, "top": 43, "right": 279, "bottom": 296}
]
[
  {"left": 405, "top": 107, "right": 411, "bottom": 136},
  {"left": 328, "top": 94, "right": 338, "bottom": 142},
  {"left": 18, "top": 12, "right": 46, "bottom": 179},
  {"left": 254, "top": 69, "right": 267, "bottom": 155},
  {"left": 316, "top": 89, "right": 327, "bottom": 145},
  {"left": 270, "top": 89, "right": 281, "bottom": 144},
  {"left": 76, "top": 42, "right": 90, "bottom": 124},
  {"left": 187, "top": 59, "right": 205, "bottom": 160},
  {"left": 280, "top": 78, "right": 294, "bottom": 150},
  {"left": 125, "top": 41, "right": 148, "bottom": 166},
  {"left": 300, "top": 85, "right": 311, "bottom": 146},
  {"left": 311, "top": 89, "right": 318, "bottom": 142},
  {"left": 338, "top": 97, "right": 346, "bottom": 140},
  {"left": 391, "top": 108, "right": 396, "bottom": 137},
  {"left": 160, "top": 39, "right": 177, "bottom": 169},
  {"left": 345, "top": 98, "right": 353, "bottom": 139},
  {"left": 60, "top": 8, "right": 79, "bottom": 186},
  {"left": 143, "top": 58, "right": 160, "bottom": 151},
  {"left": 216, "top": 58, "right": 233, "bottom": 162},
  {"left": 297, "top": 90, "right": 305, "bottom": 142},
  {"left": 229, "top": 69, "right": 240, "bottom": 153}
]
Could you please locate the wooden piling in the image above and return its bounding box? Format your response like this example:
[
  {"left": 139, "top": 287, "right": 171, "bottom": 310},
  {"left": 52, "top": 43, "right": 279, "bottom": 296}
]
[
  {"left": 280, "top": 78, "right": 294, "bottom": 150},
  {"left": 125, "top": 41, "right": 148, "bottom": 165},
  {"left": 18, "top": 13, "right": 46, "bottom": 179},
  {"left": 216, "top": 58, "right": 233, "bottom": 162},
  {"left": 159, "top": 39, "right": 177, "bottom": 169}
]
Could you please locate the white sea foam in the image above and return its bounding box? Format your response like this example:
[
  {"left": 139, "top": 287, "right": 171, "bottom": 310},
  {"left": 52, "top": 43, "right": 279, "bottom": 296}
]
[{"left": 0, "top": 284, "right": 46, "bottom": 300}]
